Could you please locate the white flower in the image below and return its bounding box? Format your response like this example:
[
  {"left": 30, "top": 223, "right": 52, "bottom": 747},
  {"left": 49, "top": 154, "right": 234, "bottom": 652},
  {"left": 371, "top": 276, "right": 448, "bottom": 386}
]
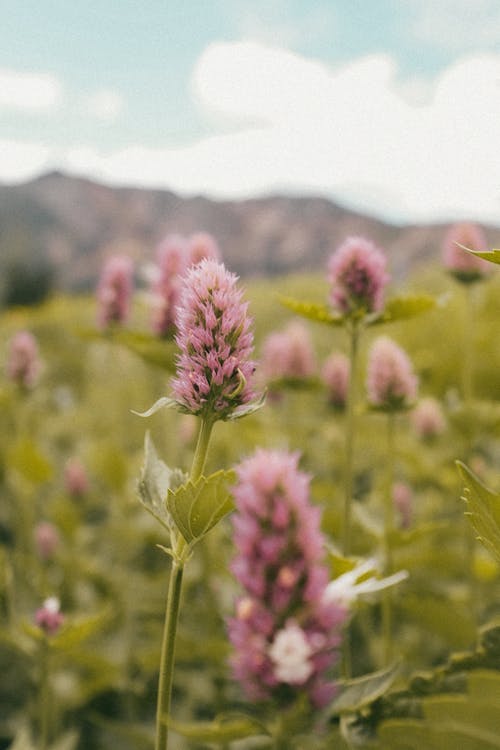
[
  {"left": 323, "top": 559, "right": 408, "bottom": 608},
  {"left": 43, "top": 597, "right": 60, "bottom": 614},
  {"left": 268, "top": 621, "right": 313, "bottom": 685}
]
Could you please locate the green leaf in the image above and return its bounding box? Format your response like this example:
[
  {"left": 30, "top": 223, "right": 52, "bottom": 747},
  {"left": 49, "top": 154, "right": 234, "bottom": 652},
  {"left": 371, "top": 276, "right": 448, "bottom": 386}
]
[
  {"left": 370, "top": 294, "right": 436, "bottom": 326},
  {"left": 8, "top": 438, "right": 53, "bottom": 484},
  {"left": 166, "top": 469, "right": 236, "bottom": 545},
  {"left": 456, "top": 245, "right": 500, "bottom": 265},
  {"left": 131, "top": 396, "right": 178, "bottom": 418},
  {"left": 52, "top": 609, "right": 112, "bottom": 652},
  {"left": 330, "top": 664, "right": 400, "bottom": 715},
  {"left": 111, "top": 330, "right": 177, "bottom": 371},
  {"left": 167, "top": 713, "right": 267, "bottom": 742},
  {"left": 137, "top": 432, "right": 186, "bottom": 532},
  {"left": 226, "top": 390, "right": 267, "bottom": 421},
  {"left": 457, "top": 461, "right": 500, "bottom": 563},
  {"left": 400, "top": 594, "right": 475, "bottom": 648},
  {"left": 279, "top": 295, "right": 344, "bottom": 325}
]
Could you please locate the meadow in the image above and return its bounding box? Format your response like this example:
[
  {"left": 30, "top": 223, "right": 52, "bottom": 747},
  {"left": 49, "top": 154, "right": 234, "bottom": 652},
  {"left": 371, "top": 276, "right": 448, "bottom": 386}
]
[{"left": 2, "top": 238, "right": 500, "bottom": 750}]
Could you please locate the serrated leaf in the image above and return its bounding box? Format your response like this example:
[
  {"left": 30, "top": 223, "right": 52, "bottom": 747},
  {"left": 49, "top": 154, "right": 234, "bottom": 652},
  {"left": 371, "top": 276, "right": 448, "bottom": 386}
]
[
  {"left": 330, "top": 664, "right": 400, "bottom": 715},
  {"left": 167, "top": 713, "right": 267, "bottom": 742},
  {"left": 279, "top": 295, "right": 344, "bottom": 325},
  {"left": 131, "top": 396, "right": 178, "bottom": 418},
  {"left": 166, "top": 469, "right": 236, "bottom": 545},
  {"left": 457, "top": 461, "right": 500, "bottom": 563},
  {"left": 137, "top": 432, "right": 186, "bottom": 531},
  {"left": 370, "top": 294, "right": 436, "bottom": 326}
]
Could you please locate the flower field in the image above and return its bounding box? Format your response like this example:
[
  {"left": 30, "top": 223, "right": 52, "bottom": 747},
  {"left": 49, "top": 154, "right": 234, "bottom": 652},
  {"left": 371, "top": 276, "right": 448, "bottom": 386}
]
[{"left": 2, "top": 233, "right": 500, "bottom": 749}]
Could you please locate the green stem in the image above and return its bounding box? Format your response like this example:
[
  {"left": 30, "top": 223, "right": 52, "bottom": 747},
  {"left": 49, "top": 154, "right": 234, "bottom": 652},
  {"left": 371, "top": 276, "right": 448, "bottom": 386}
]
[
  {"left": 39, "top": 639, "right": 51, "bottom": 750},
  {"left": 462, "top": 285, "right": 475, "bottom": 407},
  {"left": 155, "top": 416, "right": 215, "bottom": 750},
  {"left": 343, "top": 321, "right": 360, "bottom": 557},
  {"left": 382, "top": 413, "right": 396, "bottom": 665}
]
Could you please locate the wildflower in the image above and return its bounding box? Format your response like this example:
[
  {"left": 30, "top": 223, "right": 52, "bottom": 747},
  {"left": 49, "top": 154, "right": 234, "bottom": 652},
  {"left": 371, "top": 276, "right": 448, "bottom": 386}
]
[
  {"left": 323, "top": 559, "right": 408, "bottom": 609},
  {"left": 6, "top": 331, "right": 41, "bottom": 389},
  {"left": 442, "top": 222, "right": 492, "bottom": 283},
  {"left": 150, "top": 234, "right": 188, "bottom": 336},
  {"left": 96, "top": 255, "right": 134, "bottom": 329},
  {"left": 35, "top": 597, "right": 64, "bottom": 636},
  {"left": 321, "top": 352, "right": 350, "bottom": 408},
  {"left": 261, "top": 321, "right": 316, "bottom": 384},
  {"left": 327, "top": 236, "right": 390, "bottom": 316},
  {"left": 366, "top": 336, "right": 418, "bottom": 410},
  {"left": 187, "top": 231, "right": 221, "bottom": 266},
  {"left": 228, "top": 449, "right": 346, "bottom": 708},
  {"left": 392, "top": 481, "right": 413, "bottom": 529},
  {"left": 171, "top": 260, "right": 256, "bottom": 420},
  {"left": 64, "top": 457, "right": 89, "bottom": 497},
  {"left": 34, "top": 522, "right": 60, "bottom": 561},
  {"left": 411, "top": 397, "right": 446, "bottom": 440}
]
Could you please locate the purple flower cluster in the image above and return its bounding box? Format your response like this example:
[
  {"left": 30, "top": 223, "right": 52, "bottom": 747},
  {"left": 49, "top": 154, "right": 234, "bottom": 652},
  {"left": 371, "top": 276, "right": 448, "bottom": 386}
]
[
  {"left": 366, "top": 336, "right": 418, "bottom": 410},
  {"left": 411, "top": 397, "right": 446, "bottom": 440},
  {"left": 228, "top": 449, "right": 346, "bottom": 708},
  {"left": 187, "top": 231, "right": 221, "bottom": 266},
  {"left": 321, "top": 352, "right": 350, "bottom": 408},
  {"left": 35, "top": 597, "right": 64, "bottom": 636},
  {"left": 261, "top": 321, "right": 316, "bottom": 383},
  {"left": 171, "top": 260, "right": 255, "bottom": 420},
  {"left": 392, "top": 481, "right": 413, "bottom": 530},
  {"left": 5, "top": 331, "right": 41, "bottom": 389},
  {"left": 34, "top": 522, "right": 60, "bottom": 561},
  {"left": 442, "top": 222, "right": 491, "bottom": 282},
  {"left": 64, "top": 457, "right": 89, "bottom": 497},
  {"left": 96, "top": 255, "right": 134, "bottom": 329},
  {"left": 150, "top": 235, "right": 187, "bottom": 336},
  {"left": 327, "top": 236, "right": 390, "bottom": 316}
]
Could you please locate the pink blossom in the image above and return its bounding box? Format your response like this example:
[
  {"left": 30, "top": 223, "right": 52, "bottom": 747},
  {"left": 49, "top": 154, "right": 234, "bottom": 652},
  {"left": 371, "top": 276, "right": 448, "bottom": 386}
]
[
  {"left": 5, "top": 331, "right": 41, "bottom": 389},
  {"left": 261, "top": 321, "right": 316, "bottom": 384},
  {"left": 411, "top": 397, "right": 446, "bottom": 439},
  {"left": 96, "top": 255, "right": 134, "bottom": 328},
  {"left": 34, "top": 522, "right": 60, "bottom": 560},
  {"left": 187, "top": 232, "right": 221, "bottom": 266},
  {"left": 327, "top": 236, "right": 390, "bottom": 315},
  {"left": 322, "top": 352, "right": 350, "bottom": 408},
  {"left": 35, "top": 597, "right": 64, "bottom": 636},
  {"left": 228, "top": 449, "right": 346, "bottom": 708},
  {"left": 366, "top": 336, "right": 418, "bottom": 410},
  {"left": 64, "top": 457, "right": 89, "bottom": 497},
  {"left": 150, "top": 235, "right": 188, "bottom": 336},
  {"left": 171, "top": 260, "right": 256, "bottom": 419},
  {"left": 442, "top": 222, "right": 492, "bottom": 282},
  {"left": 392, "top": 482, "right": 413, "bottom": 529}
]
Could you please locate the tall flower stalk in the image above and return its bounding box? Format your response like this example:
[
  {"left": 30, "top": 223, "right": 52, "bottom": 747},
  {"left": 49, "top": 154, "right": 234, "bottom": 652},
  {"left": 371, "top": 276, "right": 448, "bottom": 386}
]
[{"left": 138, "top": 260, "right": 257, "bottom": 750}]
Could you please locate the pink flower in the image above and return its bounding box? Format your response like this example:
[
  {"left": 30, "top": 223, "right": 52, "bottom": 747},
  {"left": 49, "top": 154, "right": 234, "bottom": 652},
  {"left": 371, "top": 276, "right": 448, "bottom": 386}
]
[
  {"left": 228, "top": 449, "right": 346, "bottom": 708},
  {"left": 187, "top": 232, "right": 221, "bottom": 266},
  {"left": 321, "top": 352, "right": 350, "bottom": 408},
  {"left": 35, "top": 597, "right": 64, "bottom": 636},
  {"left": 442, "top": 222, "right": 492, "bottom": 282},
  {"left": 392, "top": 482, "right": 413, "bottom": 529},
  {"left": 171, "top": 260, "right": 256, "bottom": 420},
  {"left": 64, "top": 457, "right": 89, "bottom": 497},
  {"left": 261, "top": 322, "right": 316, "bottom": 383},
  {"left": 411, "top": 397, "right": 446, "bottom": 440},
  {"left": 6, "top": 331, "right": 41, "bottom": 389},
  {"left": 150, "top": 235, "right": 188, "bottom": 336},
  {"left": 366, "top": 337, "right": 418, "bottom": 410},
  {"left": 96, "top": 255, "right": 134, "bottom": 328},
  {"left": 34, "top": 522, "right": 60, "bottom": 560},
  {"left": 327, "top": 236, "right": 390, "bottom": 316}
]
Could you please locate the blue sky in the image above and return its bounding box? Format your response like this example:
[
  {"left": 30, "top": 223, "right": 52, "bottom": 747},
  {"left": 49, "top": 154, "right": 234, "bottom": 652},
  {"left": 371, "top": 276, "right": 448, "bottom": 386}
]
[{"left": 1, "top": 0, "right": 500, "bottom": 223}]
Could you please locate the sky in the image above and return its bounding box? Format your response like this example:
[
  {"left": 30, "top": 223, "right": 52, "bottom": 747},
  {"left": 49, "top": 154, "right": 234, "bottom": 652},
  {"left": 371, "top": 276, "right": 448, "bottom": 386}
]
[{"left": 1, "top": 0, "right": 500, "bottom": 224}]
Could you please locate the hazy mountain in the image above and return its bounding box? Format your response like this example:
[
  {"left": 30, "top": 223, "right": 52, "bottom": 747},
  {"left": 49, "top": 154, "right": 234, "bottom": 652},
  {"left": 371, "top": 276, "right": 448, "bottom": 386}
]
[{"left": 1, "top": 171, "right": 498, "bottom": 293}]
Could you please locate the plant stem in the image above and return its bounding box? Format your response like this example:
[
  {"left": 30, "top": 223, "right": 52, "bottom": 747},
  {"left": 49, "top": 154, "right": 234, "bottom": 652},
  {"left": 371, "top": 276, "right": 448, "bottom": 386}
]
[
  {"left": 343, "top": 320, "right": 360, "bottom": 557},
  {"left": 382, "top": 413, "right": 396, "bottom": 665},
  {"left": 39, "top": 638, "right": 51, "bottom": 750},
  {"left": 155, "top": 416, "right": 215, "bottom": 750},
  {"left": 462, "top": 285, "right": 475, "bottom": 407}
]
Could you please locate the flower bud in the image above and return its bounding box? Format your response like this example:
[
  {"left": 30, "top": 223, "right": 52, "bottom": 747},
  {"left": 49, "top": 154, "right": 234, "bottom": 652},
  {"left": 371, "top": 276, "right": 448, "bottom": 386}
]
[
  {"left": 35, "top": 597, "right": 64, "bottom": 636},
  {"left": 366, "top": 336, "right": 418, "bottom": 410},
  {"left": 96, "top": 255, "right": 134, "bottom": 328},
  {"left": 6, "top": 331, "right": 41, "bottom": 389},
  {"left": 34, "top": 522, "right": 60, "bottom": 561},
  {"left": 327, "top": 236, "right": 390, "bottom": 316}
]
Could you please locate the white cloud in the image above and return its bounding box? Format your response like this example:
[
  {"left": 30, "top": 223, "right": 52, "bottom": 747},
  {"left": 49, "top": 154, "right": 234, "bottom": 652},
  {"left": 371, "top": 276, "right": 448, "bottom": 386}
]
[
  {"left": 0, "top": 69, "right": 62, "bottom": 112},
  {"left": 82, "top": 89, "right": 124, "bottom": 121},
  {"left": 410, "top": 0, "right": 500, "bottom": 51},
  {"left": 3, "top": 42, "right": 500, "bottom": 224},
  {"left": 0, "top": 140, "right": 53, "bottom": 182}
]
